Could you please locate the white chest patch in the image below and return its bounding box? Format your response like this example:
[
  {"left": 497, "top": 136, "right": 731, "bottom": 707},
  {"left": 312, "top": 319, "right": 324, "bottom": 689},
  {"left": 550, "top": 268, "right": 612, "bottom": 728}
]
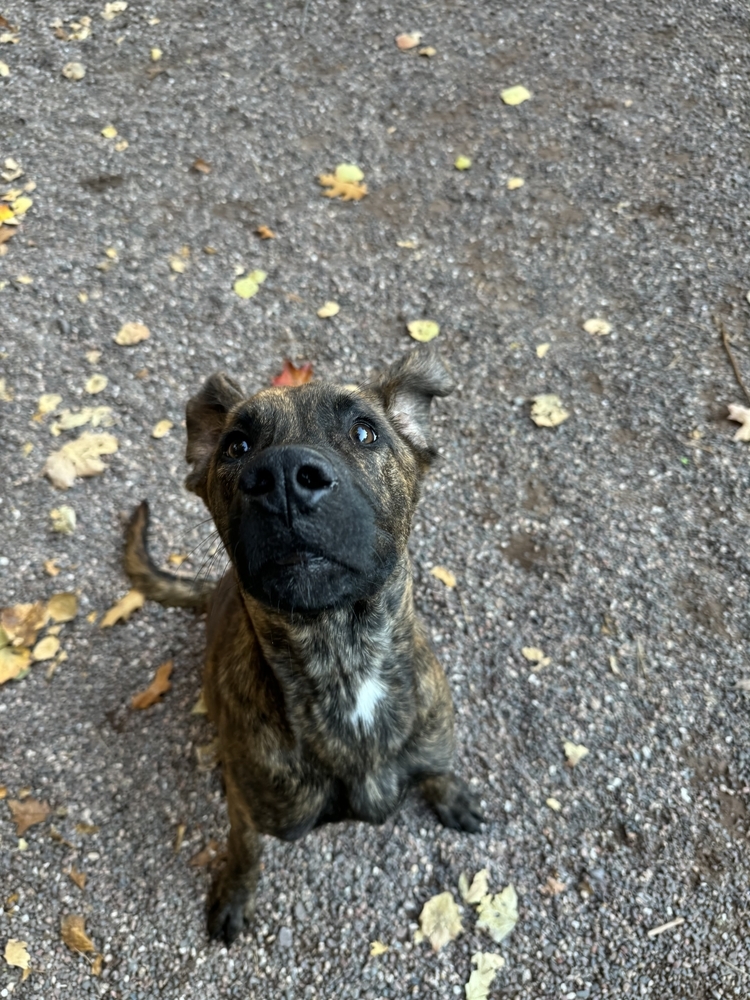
[{"left": 349, "top": 675, "right": 387, "bottom": 729}]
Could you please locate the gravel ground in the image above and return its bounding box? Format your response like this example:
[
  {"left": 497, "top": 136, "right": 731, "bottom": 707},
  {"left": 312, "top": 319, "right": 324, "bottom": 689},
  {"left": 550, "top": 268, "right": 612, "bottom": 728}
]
[{"left": 2, "top": 0, "right": 750, "bottom": 997}]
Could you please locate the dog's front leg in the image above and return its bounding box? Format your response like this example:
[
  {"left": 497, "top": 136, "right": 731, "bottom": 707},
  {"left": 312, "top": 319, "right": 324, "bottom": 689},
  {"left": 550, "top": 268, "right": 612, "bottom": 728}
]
[{"left": 207, "top": 774, "right": 262, "bottom": 945}]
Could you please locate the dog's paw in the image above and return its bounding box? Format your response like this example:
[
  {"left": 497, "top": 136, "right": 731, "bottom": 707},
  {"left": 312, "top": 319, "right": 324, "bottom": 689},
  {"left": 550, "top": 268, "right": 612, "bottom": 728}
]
[
  {"left": 207, "top": 878, "right": 254, "bottom": 946},
  {"left": 427, "top": 775, "right": 484, "bottom": 833}
]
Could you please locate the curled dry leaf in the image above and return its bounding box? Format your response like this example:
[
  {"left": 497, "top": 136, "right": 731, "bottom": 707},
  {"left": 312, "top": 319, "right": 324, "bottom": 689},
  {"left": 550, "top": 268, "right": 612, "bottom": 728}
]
[
  {"left": 34, "top": 393, "right": 63, "bottom": 420},
  {"left": 530, "top": 394, "right": 569, "bottom": 428},
  {"left": 101, "top": 125, "right": 117, "bottom": 139},
  {"left": 31, "top": 635, "right": 60, "bottom": 661},
  {"left": 44, "top": 431, "right": 118, "bottom": 489},
  {"left": 459, "top": 868, "right": 489, "bottom": 905},
  {"left": 563, "top": 740, "right": 590, "bottom": 767},
  {"left": 8, "top": 798, "right": 51, "bottom": 836},
  {"left": 583, "top": 317, "right": 612, "bottom": 336},
  {"left": 44, "top": 559, "right": 61, "bottom": 577},
  {"left": 272, "top": 360, "right": 314, "bottom": 387},
  {"left": 131, "top": 659, "right": 173, "bottom": 709},
  {"left": 101, "top": 1, "right": 128, "bottom": 20},
  {"left": 370, "top": 940, "right": 389, "bottom": 956},
  {"left": 476, "top": 884, "right": 518, "bottom": 944},
  {"left": 465, "top": 952, "right": 505, "bottom": 1000},
  {"left": 84, "top": 374, "right": 107, "bottom": 394},
  {"left": 727, "top": 404, "right": 750, "bottom": 442},
  {"left": 407, "top": 320, "right": 440, "bottom": 343},
  {"left": 521, "top": 646, "right": 550, "bottom": 668},
  {"left": 191, "top": 158, "right": 212, "bottom": 174},
  {"left": 501, "top": 85, "right": 531, "bottom": 106},
  {"left": 50, "top": 406, "right": 114, "bottom": 436},
  {"left": 395, "top": 32, "right": 421, "bottom": 49},
  {"left": 100, "top": 589, "right": 145, "bottom": 628},
  {"left": 430, "top": 566, "right": 456, "bottom": 588},
  {"left": 318, "top": 164, "right": 367, "bottom": 201},
  {"left": 536, "top": 343, "right": 550, "bottom": 359},
  {"left": 507, "top": 176, "right": 524, "bottom": 190},
  {"left": 68, "top": 866, "right": 87, "bottom": 890},
  {"left": 50, "top": 506, "right": 76, "bottom": 534},
  {"left": 151, "top": 419, "right": 173, "bottom": 439},
  {"left": 417, "top": 891, "right": 463, "bottom": 951},
  {"left": 114, "top": 322, "right": 150, "bottom": 346},
  {"left": 317, "top": 301, "right": 340, "bottom": 318},
  {"left": 61, "top": 914, "right": 95, "bottom": 953},
  {"left": 256, "top": 224, "right": 275, "bottom": 239},
  {"left": 62, "top": 61, "right": 85, "bottom": 80}
]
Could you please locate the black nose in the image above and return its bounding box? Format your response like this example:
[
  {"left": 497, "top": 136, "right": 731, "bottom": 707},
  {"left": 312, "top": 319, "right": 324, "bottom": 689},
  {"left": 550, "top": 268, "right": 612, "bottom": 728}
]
[{"left": 240, "top": 446, "right": 336, "bottom": 517}]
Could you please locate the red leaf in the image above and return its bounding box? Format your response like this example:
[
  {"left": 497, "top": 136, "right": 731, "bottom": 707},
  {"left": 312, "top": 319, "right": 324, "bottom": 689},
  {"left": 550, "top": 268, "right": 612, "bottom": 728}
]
[{"left": 271, "top": 360, "right": 313, "bottom": 387}]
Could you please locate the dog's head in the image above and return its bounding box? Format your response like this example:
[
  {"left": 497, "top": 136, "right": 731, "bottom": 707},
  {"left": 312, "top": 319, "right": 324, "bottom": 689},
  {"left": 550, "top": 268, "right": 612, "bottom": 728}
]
[{"left": 184, "top": 346, "right": 454, "bottom": 613}]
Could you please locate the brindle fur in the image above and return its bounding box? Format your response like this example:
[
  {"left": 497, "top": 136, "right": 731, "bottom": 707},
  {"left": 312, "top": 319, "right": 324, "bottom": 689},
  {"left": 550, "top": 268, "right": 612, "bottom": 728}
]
[{"left": 125, "top": 346, "right": 483, "bottom": 944}]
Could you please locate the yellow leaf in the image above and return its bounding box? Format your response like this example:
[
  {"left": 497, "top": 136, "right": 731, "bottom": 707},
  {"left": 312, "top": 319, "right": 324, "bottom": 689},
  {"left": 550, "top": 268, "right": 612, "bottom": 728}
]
[
  {"left": 150, "top": 47, "right": 162, "bottom": 61},
  {"left": 521, "top": 646, "right": 550, "bottom": 667},
  {"left": 62, "top": 61, "right": 86, "bottom": 80},
  {"left": 131, "top": 659, "right": 173, "bottom": 709},
  {"left": 536, "top": 343, "right": 550, "bottom": 359},
  {"left": 114, "top": 140, "right": 128, "bottom": 152},
  {"left": 47, "top": 592, "right": 78, "bottom": 623},
  {"left": 475, "top": 885, "right": 518, "bottom": 944},
  {"left": 530, "top": 394, "right": 569, "bottom": 428},
  {"left": 234, "top": 275, "right": 260, "bottom": 298},
  {"left": 101, "top": 125, "right": 117, "bottom": 138},
  {"left": 454, "top": 155, "right": 472, "bottom": 171},
  {"left": 32, "top": 635, "right": 60, "bottom": 661},
  {"left": 85, "top": 349, "right": 101, "bottom": 363},
  {"left": 61, "top": 914, "right": 95, "bottom": 953},
  {"left": 50, "top": 506, "right": 77, "bottom": 535},
  {"left": 169, "top": 255, "right": 186, "bottom": 273},
  {"left": 417, "top": 891, "right": 463, "bottom": 951},
  {"left": 10, "top": 196, "right": 32, "bottom": 215},
  {"left": 419, "top": 46, "right": 436, "bottom": 57},
  {"left": 101, "top": 1, "right": 128, "bottom": 20},
  {"left": 317, "top": 301, "right": 340, "bottom": 318},
  {"left": 191, "top": 690, "right": 208, "bottom": 714},
  {"left": 334, "top": 163, "right": 364, "bottom": 183},
  {"left": 0, "top": 61, "right": 9, "bottom": 77},
  {"left": 78, "top": 290, "right": 89, "bottom": 303},
  {"left": 396, "top": 239, "right": 417, "bottom": 248},
  {"left": 100, "top": 589, "right": 145, "bottom": 628},
  {"left": 501, "top": 85, "right": 531, "bottom": 105},
  {"left": 563, "top": 740, "right": 590, "bottom": 767},
  {"left": 114, "top": 321, "right": 150, "bottom": 345},
  {"left": 459, "top": 868, "right": 489, "bottom": 905},
  {"left": 583, "top": 317, "right": 611, "bottom": 336},
  {"left": 395, "top": 32, "right": 421, "bottom": 49},
  {"left": 507, "top": 176, "right": 524, "bottom": 190},
  {"left": 430, "top": 565, "right": 456, "bottom": 588},
  {"left": 465, "top": 952, "right": 505, "bottom": 1000},
  {"left": 43, "top": 431, "right": 118, "bottom": 489},
  {"left": 1, "top": 601, "right": 48, "bottom": 646},
  {"left": 151, "top": 419, "right": 173, "bottom": 438},
  {"left": 0, "top": 645, "right": 31, "bottom": 685},
  {"left": 369, "top": 940, "right": 389, "bottom": 956},
  {"left": 44, "top": 559, "right": 61, "bottom": 576},
  {"left": 16, "top": 274, "right": 32, "bottom": 284},
  {"left": 84, "top": 374, "right": 107, "bottom": 394},
  {"left": 318, "top": 167, "right": 367, "bottom": 201},
  {"left": 22, "top": 441, "right": 33, "bottom": 456},
  {"left": 4, "top": 939, "right": 30, "bottom": 970},
  {"left": 167, "top": 552, "right": 187, "bottom": 566},
  {"left": 407, "top": 319, "right": 440, "bottom": 342},
  {"left": 546, "top": 796, "right": 562, "bottom": 812}
]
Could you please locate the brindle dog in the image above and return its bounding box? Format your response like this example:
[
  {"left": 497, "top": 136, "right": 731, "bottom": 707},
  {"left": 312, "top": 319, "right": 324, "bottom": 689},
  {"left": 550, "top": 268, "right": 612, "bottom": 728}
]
[{"left": 124, "top": 345, "right": 483, "bottom": 944}]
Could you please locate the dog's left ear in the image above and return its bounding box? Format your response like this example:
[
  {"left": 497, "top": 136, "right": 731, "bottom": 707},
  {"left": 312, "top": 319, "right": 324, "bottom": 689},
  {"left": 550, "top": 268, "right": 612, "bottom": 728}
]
[
  {"left": 185, "top": 373, "right": 245, "bottom": 500},
  {"left": 372, "top": 346, "right": 454, "bottom": 462}
]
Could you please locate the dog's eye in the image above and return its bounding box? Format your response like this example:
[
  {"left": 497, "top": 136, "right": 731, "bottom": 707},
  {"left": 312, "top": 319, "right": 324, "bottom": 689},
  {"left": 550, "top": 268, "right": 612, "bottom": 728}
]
[
  {"left": 225, "top": 438, "right": 249, "bottom": 460},
  {"left": 349, "top": 421, "right": 377, "bottom": 446}
]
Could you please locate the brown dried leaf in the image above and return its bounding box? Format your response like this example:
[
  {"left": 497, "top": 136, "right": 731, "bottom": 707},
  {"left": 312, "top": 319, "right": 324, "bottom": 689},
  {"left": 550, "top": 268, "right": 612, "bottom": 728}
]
[
  {"left": 271, "top": 360, "right": 314, "bottom": 387},
  {"left": 91, "top": 953, "right": 103, "bottom": 976},
  {"left": 131, "top": 659, "right": 173, "bottom": 709},
  {"left": 1, "top": 602, "right": 48, "bottom": 646},
  {"left": 61, "top": 914, "right": 95, "bottom": 953},
  {"left": 75, "top": 822, "right": 100, "bottom": 835},
  {"left": 318, "top": 165, "right": 367, "bottom": 201},
  {"left": 8, "top": 798, "right": 51, "bottom": 836},
  {"left": 68, "top": 866, "right": 87, "bottom": 890},
  {"left": 191, "top": 158, "right": 212, "bottom": 174},
  {"left": 540, "top": 876, "right": 566, "bottom": 896},
  {"left": 256, "top": 224, "right": 275, "bottom": 239},
  {"left": 99, "top": 589, "right": 145, "bottom": 627}
]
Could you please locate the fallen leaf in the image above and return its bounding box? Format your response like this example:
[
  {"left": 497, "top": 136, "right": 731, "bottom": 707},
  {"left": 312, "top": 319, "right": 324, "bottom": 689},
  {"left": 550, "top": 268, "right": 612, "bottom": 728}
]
[
  {"left": 727, "top": 404, "right": 750, "bottom": 442},
  {"left": 75, "top": 822, "right": 100, "bottom": 835},
  {"left": 61, "top": 914, "right": 95, "bottom": 953},
  {"left": 317, "top": 301, "right": 340, "bottom": 318},
  {"left": 396, "top": 239, "right": 417, "bottom": 249},
  {"left": 476, "top": 885, "right": 518, "bottom": 943},
  {"left": 0, "top": 646, "right": 31, "bottom": 684},
  {"left": 430, "top": 565, "right": 456, "bottom": 588},
  {"left": 8, "top": 798, "right": 51, "bottom": 836},
  {"left": 546, "top": 796, "right": 562, "bottom": 812},
  {"left": 168, "top": 552, "right": 187, "bottom": 567},
  {"left": 47, "top": 592, "right": 78, "bottom": 623},
  {"left": 395, "top": 32, "right": 421, "bottom": 49},
  {"left": 1, "top": 601, "right": 48, "bottom": 647},
  {"left": 1, "top": 158, "right": 22, "bottom": 182},
  {"left": 114, "top": 140, "right": 128, "bottom": 152},
  {"left": 318, "top": 164, "right": 367, "bottom": 201},
  {"left": 50, "top": 405, "right": 114, "bottom": 436},
  {"left": 84, "top": 374, "right": 107, "bottom": 394},
  {"left": 465, "top": 952, "right": 505, "bottom": 1000},
  {"left": 43, "top": 431, "right": 119, "bottom": 488},
  {"left": 131, "top": 659, "right": 173, "bottom": 709},
  {"left": 44, "top": 559, "right": 61, "bottom": 576},
  {"left": 583, "top": 317, "right": 611, "bottom": 336},
  {"left": 501, "top": 85, "right": 531, "bottom": 106},
  {"left": 189, "top": 838, "right": 220, "bottom": 867},
  {"left": 191, "top": 158, "right": 212, "bottom": 174},
  {"left": 563, "top": 740, "right": 590, "bottom": 767},
  {"left": 272, "top": 360, "right": 314, "bottom": 387},
  {"left": 101, "top": 1, "right": 127, "bottom": 21},
  {"left": 407, "top": 319, "right": 440, "bottom": 343},
  {"left": 419, "top": 46, "right": 436, "bottom": 57},
  {"left": 16, "top": 274, "right": 33, "bottom": 285},
  {"left": 33, "top": 393, "right": 62, "bottom": 421},
  {"left": 150, "top": 47, "right": 162, "bottom": 61},
  {"left": 369, "top": 940, "right": 389, "bottom": 956},
  {"left": 101, "top": 125, "right": 117, "bottom": 139},
  {"left": 536, "top": 343, "right": 550, "bottom": 359},
  {"left": 32, "top": 635, "right": 60, "bottom": 661},
  {"left": 91, "top": 953, "right": 103, "bottom": 976},
  {"left": 68, "top": 866, "right": 87, "bottom": 890},
  {"left": 50, "top": 506, "right": 76, "bottom": 534},
  {"left": 114, "top": 321, "right": 150, "bottom": 346},
  {"left": 454, "top": 155, "right": 472, "bottom": 171},
  {"left": 459, "top": 868, "right": 489, "bottom": 905},
  {"left": 233, "top": 269, "right": 267, "bottom": 299},
  {"left": 256, "top": 224, "right": 275, "bottom": 239},
  {"left": 106, "top": 246, "right": 118, "bottom": 258},
  {"left": 540, "top": 876, "right": 566, "bottom": 896},
  {"left": 417, "top": 891, "right": 463, "bottom": 951},
  {"left": 151, "top": 419, "right": 173, "bottom": 439},
  {"left": 521, "top": 646, "right": 551, "bottom": 668},
  {"left": 530, "top": 394, "right": 569, "bottom": 428},
  {"left": 169, "top": 255, "right": 186, "bottom": 273},
  {"left": 85, "top": 350, "right": 101, "bottom": 364},
  {"left": 78, "top": 291, "right": 89, "bottom": 303},
  {"left": 62, "top": 61, "right": 86, "bottom": 80},
  {"left": 0, "top": 61, "right": 8, "bottom": 77},
  {"left": 100, "top": 589, "right": 145, "bottom": 628},
  {"left": 4, "top": 939, "right": 29, "bottom": 971},
  {"left": 507, "top": 176, "right": 524, "bottom": 190},
  {"left": 22, "top": 442, "right": 33, "bottom": 456}
]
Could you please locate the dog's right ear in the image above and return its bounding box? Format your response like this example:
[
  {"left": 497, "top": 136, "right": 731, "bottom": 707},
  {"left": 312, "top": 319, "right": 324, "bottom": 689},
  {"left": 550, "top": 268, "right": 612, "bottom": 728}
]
[{"left": 185, "top": 373, "right": 245, "bottom": 500}]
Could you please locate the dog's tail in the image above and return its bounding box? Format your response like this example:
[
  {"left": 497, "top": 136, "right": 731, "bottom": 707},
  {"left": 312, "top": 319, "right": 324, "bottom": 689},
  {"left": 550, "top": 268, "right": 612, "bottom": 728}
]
[{"left": 124, "top": 501, "right": 217, "bottom": 611}]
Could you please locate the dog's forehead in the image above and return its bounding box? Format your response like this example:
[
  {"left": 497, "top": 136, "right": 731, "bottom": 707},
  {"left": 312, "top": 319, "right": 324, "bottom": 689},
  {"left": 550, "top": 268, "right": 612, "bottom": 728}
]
[{"left": 230, "top": 382, "right": 382, "bottom": 437}]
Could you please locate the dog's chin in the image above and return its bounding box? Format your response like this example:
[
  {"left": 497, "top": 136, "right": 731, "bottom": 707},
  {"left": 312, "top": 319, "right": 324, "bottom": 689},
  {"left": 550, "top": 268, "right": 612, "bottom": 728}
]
[{"left": 238, "top": 553, "right": 369, "bottom": 613}]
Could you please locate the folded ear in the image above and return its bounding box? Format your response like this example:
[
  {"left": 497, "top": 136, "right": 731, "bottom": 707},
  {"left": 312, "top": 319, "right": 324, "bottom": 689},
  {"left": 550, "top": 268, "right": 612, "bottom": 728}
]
[
  {"left": 185, "top": 373, "right": 245, "bottom": 500},
  {"left": 372, "top": 346, "right": 454, "bottom": 462}
]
